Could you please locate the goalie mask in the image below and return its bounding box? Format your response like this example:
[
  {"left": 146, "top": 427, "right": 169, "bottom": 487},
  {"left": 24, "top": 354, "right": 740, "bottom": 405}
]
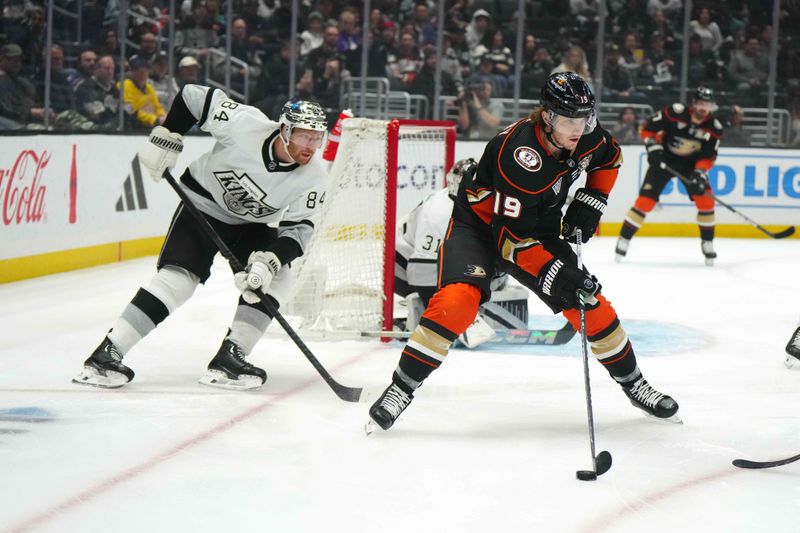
[
  {"left": 446, "top": 158, "right": 476, "bottom": 199},
  {"left": 540, "top": 72, "right": 597, "bottom": 136},
  {"left": 279, "top": 99, "right": 328, "bottom": 152}
]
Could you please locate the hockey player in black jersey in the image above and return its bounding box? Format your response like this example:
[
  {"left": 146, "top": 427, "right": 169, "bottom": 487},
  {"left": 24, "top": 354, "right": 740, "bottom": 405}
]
[
  {"left": 615, "top": 87, "right": 724, "bottom": 265},
  {"left": 73, "top": 87, "right": 328, "bottom": 390},
  {"left": 368, "top": 72, "right": 679, "bottom": 431}
]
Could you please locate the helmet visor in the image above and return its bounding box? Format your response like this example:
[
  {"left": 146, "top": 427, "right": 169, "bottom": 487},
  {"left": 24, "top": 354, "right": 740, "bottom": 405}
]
[
  {"left": 547, "top": 110, "right": 597, "bottom": 135},
  {"left": 289, "top": 128, "right": 326, "bottom": 150}
]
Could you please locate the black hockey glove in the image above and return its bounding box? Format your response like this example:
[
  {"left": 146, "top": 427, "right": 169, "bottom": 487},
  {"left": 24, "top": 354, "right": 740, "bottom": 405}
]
[
  {"left": 537, "top": 257, "right": 600, "bottom": 310},
  {"left": 562, "top": 188, "right": 607, "bottom": 243},
  {"left": 646, "top": 143, "right": 664, "bottom": 167},
  {"left": 685, "top": 169, "right": 710, "bottom": 196}
]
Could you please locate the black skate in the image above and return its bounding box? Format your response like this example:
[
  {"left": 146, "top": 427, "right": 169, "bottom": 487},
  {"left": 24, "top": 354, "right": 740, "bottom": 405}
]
[
  {"left": 622, "top": 377, "right": 681, "bottom": 422},
  {"left": 701, "top": 240, "right": 717, "bottom": 266},
  {"left": 199, "top": 339, "right": 267, "bottom": 390},
  {"left": 368, "top": 381, "right": 415, "bottom": 431},
  {"left": 615, "top": 237, "right": 630, "bottom": 262},
  {"left": 785, "top": 326, "right": 800, "bottom": 368},
  {"left": 73, "top": 336, "right": 135, "bottom": 388}
]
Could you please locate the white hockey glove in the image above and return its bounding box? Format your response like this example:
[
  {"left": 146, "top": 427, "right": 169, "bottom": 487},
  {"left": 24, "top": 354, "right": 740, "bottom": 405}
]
[
  {"left": 458, "top": 314, "right": 497, "bottom": 349},
  {"left": 234, "top": 251, "right": 281, "bottom": 304},
  {"left": 138, "top": 125, "right": 184, "bottom": 181}
]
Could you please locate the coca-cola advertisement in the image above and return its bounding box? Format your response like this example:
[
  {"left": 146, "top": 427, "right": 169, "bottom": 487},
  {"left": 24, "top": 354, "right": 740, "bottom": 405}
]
[{"left": 0, "top": 149, "right": 49, "bottom": 226}]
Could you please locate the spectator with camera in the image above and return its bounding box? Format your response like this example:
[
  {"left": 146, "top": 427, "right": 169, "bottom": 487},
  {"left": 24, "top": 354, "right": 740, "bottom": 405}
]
[{"left": 458, "top": 77, "right": 502, "bottom": 139}]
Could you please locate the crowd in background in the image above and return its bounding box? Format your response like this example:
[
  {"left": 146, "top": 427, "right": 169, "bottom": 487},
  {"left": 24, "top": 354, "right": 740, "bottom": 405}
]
[{"left": 1, "top": 0, "right": 799, "bottom": 144}]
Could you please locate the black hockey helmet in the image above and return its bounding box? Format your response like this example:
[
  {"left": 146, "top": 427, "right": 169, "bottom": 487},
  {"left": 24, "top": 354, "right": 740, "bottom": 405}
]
[
  {"left": 540, "top": 72, "right": 596, "bottom": 119},
  {"left": 693, "top": 86, "right": 715, "bottom": 104}
]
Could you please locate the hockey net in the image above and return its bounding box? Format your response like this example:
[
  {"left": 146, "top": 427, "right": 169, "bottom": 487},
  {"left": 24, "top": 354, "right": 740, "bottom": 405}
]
[{"left": 283, "top": 118, "right": 456, "bottom": 335}]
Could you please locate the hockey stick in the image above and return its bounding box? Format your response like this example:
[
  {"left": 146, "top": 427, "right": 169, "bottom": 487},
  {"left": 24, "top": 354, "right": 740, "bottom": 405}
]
[
  {"left": 163, "top": 170, "right": 363, "bottom": 402},
  {"left": 574, "top": 229, "right": 612, "bottom": 481},
  {"left": 733, "top": 453, "right": 800, "bottom": 469},
  {"left": 354, "top": 322, "right": 576, "bottom": 345},
  {"left": 660, "top": 163, "right": 795, "bottom": 239}
]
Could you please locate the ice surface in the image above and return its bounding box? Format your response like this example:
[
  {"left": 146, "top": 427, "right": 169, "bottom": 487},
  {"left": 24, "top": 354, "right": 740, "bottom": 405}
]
[{"left": 1, "top": 236, "right": 799, "bottom": 533}]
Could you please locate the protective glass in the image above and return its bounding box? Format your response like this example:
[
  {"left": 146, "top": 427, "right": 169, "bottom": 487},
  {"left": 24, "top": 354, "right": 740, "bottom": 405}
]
[
  {"left": 289, "top": 128, "right": 325, "bottom": 150},
  {"left": 547, "top": 110, "right": 597, "bottom": 135}
]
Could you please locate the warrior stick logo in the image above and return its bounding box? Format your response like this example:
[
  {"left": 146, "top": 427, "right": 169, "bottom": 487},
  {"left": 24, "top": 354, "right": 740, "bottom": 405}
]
[{"left": 214, "top": 170, "right": 279, "bottom": 218}]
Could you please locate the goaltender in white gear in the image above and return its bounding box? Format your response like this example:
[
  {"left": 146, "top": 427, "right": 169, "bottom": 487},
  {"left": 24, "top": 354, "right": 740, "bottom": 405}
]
[
  {"left": 395, "top": 158, "right": 529, "bottom": 348},
  {"left": 73, "top": 86, "right": 328, "bottom": 390}
]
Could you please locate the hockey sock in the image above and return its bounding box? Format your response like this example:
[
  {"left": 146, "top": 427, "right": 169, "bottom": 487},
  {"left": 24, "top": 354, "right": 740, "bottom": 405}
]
[
  {"left": 697, "top": 209, "right": 715, "bottom": 241},
  {"left": 620, "top": 197, "right": 656, "bottom": 240},
  {"left": 108, "top": 266, "right": 199, "bottom": 354},
  {"left": 226, "top": 297, "right": 275, "bottom": 355}
]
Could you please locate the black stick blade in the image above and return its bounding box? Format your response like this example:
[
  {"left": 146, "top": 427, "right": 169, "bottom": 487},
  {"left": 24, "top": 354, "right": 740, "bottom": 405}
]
[
  {"left": 596, "top": 450, "right": 613, "bottom": 475},
  {"left": 770, "top": 226, "right": 795, "bottom": 239},
  {"left": 733, "top": 453, "right": 800, "bottom": 469}
]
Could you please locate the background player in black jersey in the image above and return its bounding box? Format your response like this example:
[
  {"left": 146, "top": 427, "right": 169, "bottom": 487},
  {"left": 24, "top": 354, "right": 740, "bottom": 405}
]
[
  {"left": 368, "top": 72, "right": 679, "bottom": 431},
  {"left": 615, "top": 87, "right": 724, "bottom": 265}
]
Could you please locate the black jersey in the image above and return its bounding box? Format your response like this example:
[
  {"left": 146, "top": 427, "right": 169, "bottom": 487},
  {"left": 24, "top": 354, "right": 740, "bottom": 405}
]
[
  {"left": 641, "top": 103, "right": 723, "bottom": 172},
  {"left": 452, "top": 118, "right": 622, "bottom": 277}
]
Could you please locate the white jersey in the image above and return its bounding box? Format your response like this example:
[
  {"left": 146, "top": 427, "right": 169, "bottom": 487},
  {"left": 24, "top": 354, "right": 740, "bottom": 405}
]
[
  {"left": 396, "top": 188, "right": 453, "bottom": 289},
  {"left": 178, "top": 84, "right": 327, "bottom": 256}
]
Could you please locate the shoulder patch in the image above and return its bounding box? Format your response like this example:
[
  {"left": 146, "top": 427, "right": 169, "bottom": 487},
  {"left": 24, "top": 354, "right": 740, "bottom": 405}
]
[
  {"left": 513, "top": 146, "right": 542, "bottom": 172},
  {"left": 672, "top": 103, "right": 686, "bottom": 114}
]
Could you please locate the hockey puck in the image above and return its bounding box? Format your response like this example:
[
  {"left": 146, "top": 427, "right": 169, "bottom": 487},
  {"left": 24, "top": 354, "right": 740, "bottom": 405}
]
[{"left": 576, "top": 470, "right": 597, "bottom": 481}]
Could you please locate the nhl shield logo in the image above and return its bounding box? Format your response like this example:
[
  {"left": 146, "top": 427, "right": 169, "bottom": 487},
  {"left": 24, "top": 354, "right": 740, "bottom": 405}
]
[{"left": 513, "top": 146, "right": 542, "bottom": 172}]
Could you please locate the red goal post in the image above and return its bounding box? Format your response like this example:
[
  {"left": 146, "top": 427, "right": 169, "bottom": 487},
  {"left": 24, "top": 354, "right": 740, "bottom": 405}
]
[{"left": 284, "top": 118, "right": 457, "bottom": 336}]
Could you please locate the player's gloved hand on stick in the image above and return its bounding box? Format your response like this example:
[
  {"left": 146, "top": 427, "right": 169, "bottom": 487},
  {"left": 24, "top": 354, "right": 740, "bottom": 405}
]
[
  {"left": 646, "top": 143, "right": 664, "bottom": 167},
  {"left": 537, "top": 257, "right": 600, "bottom": 310},
  {"left": 562, "top": 188, "right": 607, "bottom": 243},
  {"left": 138, "top": 125, "right": 184, "bottom": 181},
  {"left": 685, "top": 169, "right": 710, "bottom": 196},
  {"left": 234, "top": 251, "right": 281, "bottom": 304}
]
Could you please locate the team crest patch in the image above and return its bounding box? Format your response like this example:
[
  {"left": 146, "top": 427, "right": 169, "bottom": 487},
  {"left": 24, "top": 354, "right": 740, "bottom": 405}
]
[
  {"left": 513, "top": 146, "right": 542, "bottom": 172},
  {"left": 464, "top": 265, "right": 487, "bottom": 278}
]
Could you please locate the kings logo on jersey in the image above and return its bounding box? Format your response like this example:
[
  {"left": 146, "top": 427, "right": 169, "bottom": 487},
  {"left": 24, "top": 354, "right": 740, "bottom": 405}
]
[{"left": 213, "top": 170, "right": 279, "bottom": 218}]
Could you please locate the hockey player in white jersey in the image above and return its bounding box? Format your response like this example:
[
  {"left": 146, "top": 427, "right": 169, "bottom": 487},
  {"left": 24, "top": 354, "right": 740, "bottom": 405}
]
[
  {"left": 74, "top": 86, "right": 328, "bottom": 390},
  {"left": 394, "top": 158, "right": 529, "bottom": 348}
]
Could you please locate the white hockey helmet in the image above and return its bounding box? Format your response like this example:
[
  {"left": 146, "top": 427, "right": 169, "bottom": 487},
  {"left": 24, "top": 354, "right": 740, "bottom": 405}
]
[{"left": 446, "top": 158, "right": 477, "bottom": 198}]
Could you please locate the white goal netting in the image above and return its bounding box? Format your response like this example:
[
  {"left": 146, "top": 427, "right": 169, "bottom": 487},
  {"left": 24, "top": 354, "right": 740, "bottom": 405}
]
[{"left": 283, "top": 118, "right": 454, "bottom": 333}]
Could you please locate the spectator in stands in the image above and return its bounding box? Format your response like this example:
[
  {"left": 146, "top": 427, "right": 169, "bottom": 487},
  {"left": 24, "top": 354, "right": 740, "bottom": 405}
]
[
  {"left": 368, "top": 8, "right": 384, "bottom": 43},
  {"left": 0, "top": 43, "right": 51, "bottom": 129},
  {"left": 237, "top": 0, "right": 270, "bottom": 46},
  {"left": 720, "top": 105, "right": 752, "bottom": 146},
  {"left": 204, "top": 0, "right": 226, "bottom": 35},
  {"left": 176, "top": 55, "right": 201, "bottom": 88},
  {"left": 641, "top": 32, "right": 677, "bottom": 87},
  {"left": 689, "top": 6, "right": 723, "bottom": 54},
  {"left": 601, "top": 44, "right": 644, "bottom": 102},
  {"left": 484, "top": 30, "right": 514, "bottom": 89},
  {"left": 36, "top": 45, "right": 74, "bottom": 115},
  {"left": 122, "top": 56, "right": 166, "bottom": 129},
  {"left": 213, "top": 17, "right": 263, "bottom": 97},
  {"left": 551, "top": 45, "right": 593, "bottom": 89},
  {"left": 611, "top": 106, "right": 641, "bottom": 144},
  {"left": 458, "top": 77, "right": 503, "bottom": 139},
  {"left": 471, "top": 53, "right": 507, "bottom": 98},
  {"left": 439, "top": 31, "right": 465, "bottom": 90},
  {"left": 687, "top": 34, "right": 722, "bottom": 86},
  {"left": 261, "top": 40, "right": 293, "bottom": 97},
  {"left": 67, "top": 48, "right": 98, "bottom": 88},
  {"left": 337, "top": 7, "right": 362, "bottom": 72},
  {"left": 618, "top": 32, "right": 645, "bottom": 78},
  {"left": 314, "top": 56, "right": 348, "bottom": 110},
  {"left": 520, "top": 45, "right": 554, "bottom": 99},
  {"left": 644, "top": 9, "right": 677, "bottom": 50},
  {"left": 150, "top": 52, "right": 179, "bottom": 109},
  {"left": 612, "top": 0, "right": 648, "bottom": 37},
  {"left": 131, "top": 32, "right": 159, "bottom": 62},
  {"left": 128, "top": 0, "right": 163, "bottom": 43},
  {"left": 570, "top": 0, "right": 600, "bottom": 28},
  {"left": 409, "top": 48, "right": 458, "bottom": 117},
  {"left": 306, "top": 24, "right": 342, "bottom": 87},
  {"left": 300, "top": 11, "right": 325, "bottom": 58},
  {"left": 75, "top": 54, "right": 119, "bottom": 130},
  {"left": 444, "top": 24, "right": 472, "bottom": 82},
  {"left": 386, "top": 30, "right": 424, "bottom": 90},
  {"left": 646, "top": 0, "right": 682, "bottom": 21},
  {"left": 96, "top": 28, "right": 122, "bottom": 58},
  {"left": 465, "top": 9, "right": 491, "bottom": 50},
  {"left": 17, "top": 5, "right": 45, "bottom": 78},
  {"left": 410, "top": 2, "right": 437, "bottom": 47},
  {"left": 368, "top": 20, "right": 397, "bottom": 77},
  {"left": 176, "top": 1, "right": 220, "bottom": 64},
  {"left": 728, "top": 36, "right": 769, "bottom": 100}
]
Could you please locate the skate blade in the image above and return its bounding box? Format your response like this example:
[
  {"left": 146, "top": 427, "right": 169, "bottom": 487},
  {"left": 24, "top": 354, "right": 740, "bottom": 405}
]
[
  {"left": 705, "top": 257, "right": 715, "bottom": 266},
  {"left": 72, "top": 366, "right": 129, "bottom": 389},
  {"left": 614, "top": 254, "right": 624, "bottom": 263},
  {"left": 785, "top": 355, "right": 800, "bottom": 369},
  {"left": 364, "top": 419, "right": 378, "bottom": 436},
  {"left": 198, "top": 370, "right": 263, "bottom": 391},
  {"left": 645, "top": 412, "right": 684, "bottom": 424}
]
